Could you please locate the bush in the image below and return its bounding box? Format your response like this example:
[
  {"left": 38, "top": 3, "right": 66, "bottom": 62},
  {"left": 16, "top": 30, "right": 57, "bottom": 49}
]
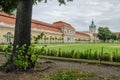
[
  {"left": 43, "top": 47, "right": 120, "bottom": 62},
  {"left": 14, "top": 44, "right": 41, "bottom": 71},
  {"left": 0, "top": 45, "right": 5, "bottom": 52}
]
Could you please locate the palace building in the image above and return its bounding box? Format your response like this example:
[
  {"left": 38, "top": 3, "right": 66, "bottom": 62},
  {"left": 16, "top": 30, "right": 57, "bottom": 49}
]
[{"left": 0, "top": 12, "right": 91, "bottom": 43}]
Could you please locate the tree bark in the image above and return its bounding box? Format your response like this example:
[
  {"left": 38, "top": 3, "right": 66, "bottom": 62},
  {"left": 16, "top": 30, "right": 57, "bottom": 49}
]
[
  {"left": 4, "top": 0, "right": 33, "bottom": 72},
  {"left": 12, "top": 0, "right": 32, "bottom": 57}
]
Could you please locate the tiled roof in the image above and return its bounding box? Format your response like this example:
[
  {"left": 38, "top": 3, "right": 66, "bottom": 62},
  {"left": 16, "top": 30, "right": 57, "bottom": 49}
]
[
  {"left": 0, "top": 12, "right": 16, "bottom": 18},
  {"left": 0, "top": 12, "right": 61, "bottom": 32},
  {"left": 53, "top": 21, "right": 75, "bottom": 30},
  {"left": 31, "top": 20, "right": 61, "bottom": 32},
  {"left": 76, "top": 31, "right": 90, "bottom": 37},
  {"left": 0, "top": 12, "right": 16, "bottom": 24}
]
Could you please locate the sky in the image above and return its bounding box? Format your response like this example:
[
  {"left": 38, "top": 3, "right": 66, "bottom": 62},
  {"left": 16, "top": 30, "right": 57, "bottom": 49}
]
[{"left": 32, "top": 0, "right": 120, "bottom": 32}]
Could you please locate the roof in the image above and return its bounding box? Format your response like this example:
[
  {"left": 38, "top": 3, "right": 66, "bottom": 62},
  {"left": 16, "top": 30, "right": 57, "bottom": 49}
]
[
  {"left": 53, "top": 21, "right": 75, "bottom": 30},
  {"left": 76, "top": 31, "right": 90, "bottom": 37},
  {"left": 0, "top": 12, "right": 61, "bottom": 32},
  {"left": 0, "top": 12, "right": 16, "bottom": 24},
  {"left": 31, "top": 20, "right": 61, "bottom": 32},
  {"left": 0, "top": 12, "right": 16, "bottom": 18}
]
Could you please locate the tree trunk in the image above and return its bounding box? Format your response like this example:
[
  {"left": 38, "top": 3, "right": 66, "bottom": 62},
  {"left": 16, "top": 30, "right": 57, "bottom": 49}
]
[{"left": 4, "top": 0, "right": 33, "bottom": 72}]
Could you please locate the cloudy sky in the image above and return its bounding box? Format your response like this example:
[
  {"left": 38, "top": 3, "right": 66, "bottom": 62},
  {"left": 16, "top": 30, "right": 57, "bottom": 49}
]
[{"left": 32, "top": 0, "right": 120, "bottom": 32}]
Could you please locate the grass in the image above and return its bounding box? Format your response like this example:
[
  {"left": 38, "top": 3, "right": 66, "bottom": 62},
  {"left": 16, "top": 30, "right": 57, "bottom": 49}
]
[
  {"left": 1, "top": 43, "right": 120, "bottom": 54},
  {"left": 33, "top": 43, "right": 120, "bottom": 62},
  {"left": 33, "top": 43, "right": 120, "bottom": 55},
  {"left": 50, "top": 70, "right": 96, "bottom": 80},
  {"left": 1, "top": 43, "right": 120, "bottom": 62}
]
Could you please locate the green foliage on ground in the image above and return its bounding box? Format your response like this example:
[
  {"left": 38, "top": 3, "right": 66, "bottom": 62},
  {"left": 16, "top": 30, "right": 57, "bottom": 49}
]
[
  {"left": 50, "top": 70, "right": 96, "bottom": 80},
  {"left": 34, "top": 43, "right": 120, "bottom": 54},
  {"left": 33, "top": 43, "right": 120, "bottom": 62},
  {"left": 13, "top": 44, "right": 46, "bottom": 71},
  {"left": 0, "top": 43, "right": 120, "bottom": 63},
  {"left": 0, "top": 44, "right": 45, "bottom": 71}
]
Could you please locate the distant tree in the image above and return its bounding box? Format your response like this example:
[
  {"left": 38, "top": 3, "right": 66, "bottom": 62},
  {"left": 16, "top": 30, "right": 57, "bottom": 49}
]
[
  {"left": 33, "top": 32, "right": 45, "bottom": 43},
  {"left": 97, "top": 27, "right": 112, "bottom": 42},
  {"left": 117, "top": 34, "right": 120, "bottom": 42},
  {"left": 55, "top": 37, "right": 58, "bottom": 43},
  {"left": 0, "top": 0, "right": 73, "bottom": 72},
  {"left": 111, "top": 33, "right": 117, "bottom": 40}
]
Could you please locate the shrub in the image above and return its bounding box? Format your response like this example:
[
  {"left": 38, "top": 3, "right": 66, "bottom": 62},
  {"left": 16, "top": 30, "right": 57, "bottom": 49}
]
[
  {"left": 4, "top": 43, "right": 13, "bottom": 53},
  {"left": 14, "top": 44, "right": 41, "bottom": 71},
  {"left": 101, "top": 53, "right": 111, "bottom": 61}
]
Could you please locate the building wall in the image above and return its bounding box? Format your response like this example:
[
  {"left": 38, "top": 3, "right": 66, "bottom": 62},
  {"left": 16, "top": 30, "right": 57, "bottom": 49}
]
[
  {"left": 89, "top": 28, "right": 96, "bottom": 34},
  {"left": 61, "top": 27, "right": 76, "bottom": 43},
  {"left": 0, "top": 22, "right": 91, "bottom": 44},
  {"left": 0, "top": 13, "right": 91, "bottom": 43},
  {"left": 76, "top": 34, "right": 90, "bottom": 41},
  {"left": 0, "top": 23, "right": 14, "bottom": 43},
  {"left": 0, "top": 22, "right": 63, "bottom": 43}
]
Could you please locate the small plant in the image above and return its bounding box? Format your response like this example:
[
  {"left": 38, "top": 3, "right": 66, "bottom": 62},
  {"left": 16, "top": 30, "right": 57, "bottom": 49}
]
[
  {"left": 4, "top": 43, "right": 13, "bottom": 53},
  {"left": 13, "top": 44, "right": 41, "bottom": 71},
  {"left": 0, "top": 44, "right": 5, "bottom": 52},
  {"left": 4, "top": 43, "right": 13, "bottom": 58},
  {"left": 50, "top": 70, "right": 96, "bottom": 80}
]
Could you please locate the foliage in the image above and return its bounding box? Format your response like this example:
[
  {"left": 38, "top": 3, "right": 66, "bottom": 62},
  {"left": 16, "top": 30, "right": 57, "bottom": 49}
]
[
  {"left": 34, "top": 43, "right": 120, "bottom": 62},
  {"left": 111, "top": 33, "right": 117, "bottom": 40},
  {"left": 13, "top": 44, "right": 42, "bottom": 71},
  {"left": 0, "top": 0, "right": 17, "bottom": 14},
  {"left": 97, "top": 27, "right": 112, "bottom": 42},
  {"left": 50, "top": 70, "right": 96, "bottom": 80},
  {"left": 0, "top": 43, "right": 120, "bottom": 63},
  {"left": 4, "top": 43, "right": 13, "bottom": 54},
  {"left": 0, "top": 0, "right": 73, "bottom": 14},
  {"left": 3, "top": 34, "right": 7, "bottom": 38},
  {"left": 33, "top": 32, "right": 45, "bottom": 44},
  {"left": 0, "top": 44, "right": 5, "bottom": 52},
  {"left": 117, "top": 34, "right": 120, "bottom": 42}
]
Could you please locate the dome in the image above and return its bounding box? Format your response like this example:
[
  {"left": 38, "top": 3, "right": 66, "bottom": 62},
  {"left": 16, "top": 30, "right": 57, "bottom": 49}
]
[{"left": 89, "top": 20, "right": 96, "bottom": 28}]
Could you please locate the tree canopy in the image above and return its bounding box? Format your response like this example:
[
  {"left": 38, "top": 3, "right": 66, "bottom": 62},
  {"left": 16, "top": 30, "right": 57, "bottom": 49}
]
[
  {"left": 0, "top": 0, "right": 73, "bottom": 14},
  {"left": 97, "top": 27, "right": 120, "bottom": 42},
  {"left": 97, "top": 27, "right": 112, "bottom": 42}
]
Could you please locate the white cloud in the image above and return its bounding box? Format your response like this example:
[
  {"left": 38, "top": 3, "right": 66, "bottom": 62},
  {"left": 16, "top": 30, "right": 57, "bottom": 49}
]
[{"left": 32, "top": 0, "right": 120, "bottom": 32}]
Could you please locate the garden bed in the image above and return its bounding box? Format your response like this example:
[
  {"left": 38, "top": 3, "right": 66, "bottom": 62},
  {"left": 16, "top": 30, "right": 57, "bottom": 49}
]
[{"left": 0, "top": 55, "right": 120, "bottom": 80}]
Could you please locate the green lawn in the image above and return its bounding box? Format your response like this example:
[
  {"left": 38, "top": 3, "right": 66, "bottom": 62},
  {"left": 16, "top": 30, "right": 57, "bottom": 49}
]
[
  {"left": 33, "top": 43, "right": 120, "bottom": 54},
  {"left": 1, "top": 43, "right": 120, "bottom": 62}
]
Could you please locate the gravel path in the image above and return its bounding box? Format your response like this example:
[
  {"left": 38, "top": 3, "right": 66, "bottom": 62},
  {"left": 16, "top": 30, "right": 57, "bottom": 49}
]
[
  {"left": 0, "top": 54, "right": 120, "bottom": 80},
  {"left": 40, "top": 59, "right": 120, "bottom": 80}
]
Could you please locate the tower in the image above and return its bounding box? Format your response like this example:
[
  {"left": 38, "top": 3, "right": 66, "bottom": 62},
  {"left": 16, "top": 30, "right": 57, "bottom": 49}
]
[{"left": 89, "top": 20, "right": 96, "bottom": 33}]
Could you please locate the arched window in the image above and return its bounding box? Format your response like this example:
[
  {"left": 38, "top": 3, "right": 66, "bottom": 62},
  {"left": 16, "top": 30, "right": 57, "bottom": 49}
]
[{"left": 7, "top": 32, "right": 12, "bottom": 43}]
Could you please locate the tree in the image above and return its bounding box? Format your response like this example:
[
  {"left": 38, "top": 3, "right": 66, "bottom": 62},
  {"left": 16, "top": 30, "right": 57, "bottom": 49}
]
[
  {"left": 33, "top": 32, "right": 45, "bottom": 43},
  {"left": 117, "top": 34, "right": 120, "bottom": 42},
  {"left": 97, "top": 27, "right": 112, "bottom": 42},
  {"left": 111, "top": 33, "right": 117, "bottom": 40},
  {"left": 0, "top": 0, "right": 73, "bottom": 72}
]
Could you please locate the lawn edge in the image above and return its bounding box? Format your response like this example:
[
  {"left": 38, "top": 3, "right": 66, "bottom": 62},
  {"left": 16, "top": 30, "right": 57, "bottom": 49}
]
[
  {"left": 0, "top": 52, "right": 120, "bottom": 67},
  {"left": 40, "top": 55, "right": 120, "bottom": 67}
]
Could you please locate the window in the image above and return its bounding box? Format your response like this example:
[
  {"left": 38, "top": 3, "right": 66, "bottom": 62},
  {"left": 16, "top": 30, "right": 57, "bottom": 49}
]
[{"left": 7, "top": 32, "right": 12, "bottom": 43}]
